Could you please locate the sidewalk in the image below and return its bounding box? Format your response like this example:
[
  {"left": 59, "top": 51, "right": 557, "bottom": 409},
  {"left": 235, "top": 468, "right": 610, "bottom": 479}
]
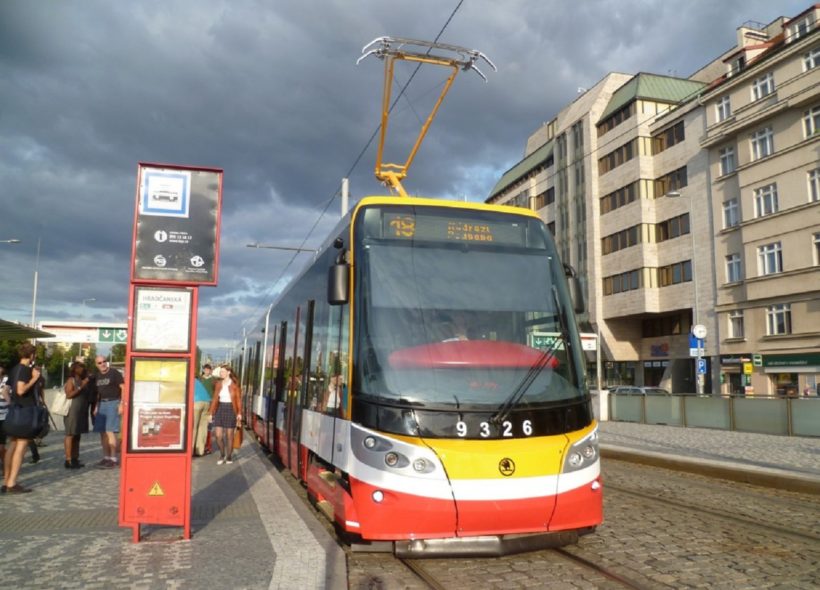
[
  {"left": 0, "top": 433, "right": 346, "bottom": 589},
  {"left": 599, "top": 420, "right": 820, "bottom": 494}
]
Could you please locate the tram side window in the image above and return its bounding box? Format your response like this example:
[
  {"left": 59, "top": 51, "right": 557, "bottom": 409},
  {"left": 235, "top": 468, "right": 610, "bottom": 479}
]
[
  {"left": 283, "top": 315, "right": 302, "bottom": 402},
  {"left": 317, "top": 304, "right": 348, "bottom": 415}
]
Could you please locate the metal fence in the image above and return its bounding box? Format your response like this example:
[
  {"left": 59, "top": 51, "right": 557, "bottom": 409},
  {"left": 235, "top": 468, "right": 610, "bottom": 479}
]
[{"left": 604, "top": 393, "right": 820, "bottom": 437}]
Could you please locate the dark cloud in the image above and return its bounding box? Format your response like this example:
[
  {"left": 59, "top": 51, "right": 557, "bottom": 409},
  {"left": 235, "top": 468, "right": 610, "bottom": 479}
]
[{"left": 0, "top": 0, "right": 807, "bottom": 356}]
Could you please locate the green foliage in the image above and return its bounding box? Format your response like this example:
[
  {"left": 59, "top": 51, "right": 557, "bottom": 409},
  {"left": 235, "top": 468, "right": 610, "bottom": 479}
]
[
  {"left": 0, "top": 339, "right": 26, "bottom": 370},
  {"left": 110, "top": 344, "right": 126, "bottom": 363}
]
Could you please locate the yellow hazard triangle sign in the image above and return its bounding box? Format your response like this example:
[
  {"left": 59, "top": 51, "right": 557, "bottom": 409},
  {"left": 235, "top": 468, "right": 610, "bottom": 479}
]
[{"left": 148, "top": 481, "right": 165, "bottom": 496}]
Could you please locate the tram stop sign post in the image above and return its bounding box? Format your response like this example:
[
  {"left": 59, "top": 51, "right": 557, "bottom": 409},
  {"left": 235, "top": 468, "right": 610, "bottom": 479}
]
[{"left": 119, "top": 163, "right": 222, "bottom": 542}]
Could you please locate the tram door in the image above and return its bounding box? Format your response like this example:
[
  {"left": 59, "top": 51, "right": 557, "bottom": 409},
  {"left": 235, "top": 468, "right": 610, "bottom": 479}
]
[
  {"left": 274, "top": 321, "right": 288, "bottom": 461},
  {"left": 294, "top": 300, "right": 314, "bottom": 480},
  {"left": 282, "top": 308, "right": 301, "bottom": 472},
  {"left": 264, "top": 324, "right": 279, "bottom": 450}
]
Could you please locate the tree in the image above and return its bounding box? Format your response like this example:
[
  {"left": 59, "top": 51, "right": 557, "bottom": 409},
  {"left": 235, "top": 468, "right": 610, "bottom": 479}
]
[
  {"left": 110, "top": 344, "right": 126, "bottom": 363},
  {"left": 0, "top": 339, "right": 25, "bottom": 370}
]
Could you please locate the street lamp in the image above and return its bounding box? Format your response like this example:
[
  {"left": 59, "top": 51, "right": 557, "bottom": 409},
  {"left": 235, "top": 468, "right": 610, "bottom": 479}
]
[
  {"left": 0, "top": 239, "right": 21, "bottom": 244},
  {"left": 246, "top": 243, "right": 317, "bottom": 253},
  {"left": 31, "top": 238, "right": 41, "bottom": 328},
  {"left": 665, "top": 190, "right": 704, "bottom": 395},
  {"left": 82, "top": 298, "right": 97, "bottom": 307}
]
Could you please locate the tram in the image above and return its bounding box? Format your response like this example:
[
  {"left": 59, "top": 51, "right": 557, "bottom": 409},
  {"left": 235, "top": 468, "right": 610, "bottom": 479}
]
[{"left": 238, "top": 38, "right": 601, "bottom": 556}]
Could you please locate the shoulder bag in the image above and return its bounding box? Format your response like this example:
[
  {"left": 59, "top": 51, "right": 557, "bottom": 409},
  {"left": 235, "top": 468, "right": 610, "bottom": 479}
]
[
  {"left": 5, "top": 398, "right": 48, "bottom": 440},
  {"left": 50, "top": 389, "right": 72, "bottom": 416}
]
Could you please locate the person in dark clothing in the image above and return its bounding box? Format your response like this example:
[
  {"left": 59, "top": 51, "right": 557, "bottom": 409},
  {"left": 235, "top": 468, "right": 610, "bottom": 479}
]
[
  {"left": 2, "top": 342, "right": 39, "bottom": 493},
  {"left": 26, "top": 367, "right": 47, "bottom": 464},
  {"left": 63, "top": 361, "right": 92, "bottom": 469}
]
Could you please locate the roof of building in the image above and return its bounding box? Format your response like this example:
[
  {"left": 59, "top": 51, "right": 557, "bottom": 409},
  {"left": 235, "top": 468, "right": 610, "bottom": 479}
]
[
  {"left": 487, "top": 139, "right": 553, "bottom": 201},
  {"left": 597, "top": 73, "right": 707, "bottom": 124},
  {"left": 0, "top": 319, "right": 55, "bottom": 340}
]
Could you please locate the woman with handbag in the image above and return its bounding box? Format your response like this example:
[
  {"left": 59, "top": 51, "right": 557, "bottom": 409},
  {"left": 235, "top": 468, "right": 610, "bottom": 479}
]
[
  {"left": 63, "top": 362, "right": 92, "bottom": 469},
  {"left": 208, "top": 366, "right": 242, "bottom": 465},
  {"left": 2, "top": 343, "right": 40, "bottom": 494}
]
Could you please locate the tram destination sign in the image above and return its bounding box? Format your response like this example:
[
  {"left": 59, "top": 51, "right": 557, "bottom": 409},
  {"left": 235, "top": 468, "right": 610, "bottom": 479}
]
[
  {"left": 380, "top": 210, "right": 530, "bottom": 246},
  {"left": 132, "top": 164, "right": 223, "bottom": 285}
]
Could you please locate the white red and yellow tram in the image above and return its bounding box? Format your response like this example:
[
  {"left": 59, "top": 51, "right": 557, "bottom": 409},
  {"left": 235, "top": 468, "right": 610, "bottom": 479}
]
[
  {"left": 240, "top": 197, "right": 601, "bottom": 556},
  {"left": 237, "top": 38, "right": 601, "bottom": 556}
]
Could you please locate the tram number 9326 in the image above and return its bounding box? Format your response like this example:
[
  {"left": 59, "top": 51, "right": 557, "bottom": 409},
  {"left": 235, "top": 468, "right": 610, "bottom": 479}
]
[{"left": 456, "top": 419, "right": 533, "bottom": 438}]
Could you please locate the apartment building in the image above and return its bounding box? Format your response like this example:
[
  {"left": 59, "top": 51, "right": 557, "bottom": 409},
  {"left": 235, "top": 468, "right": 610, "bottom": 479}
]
[
  {"left": 698, "top": 6, "right": 820, "bottom": 396},
  {"left": 487, "top": 5, "right": 820, "bottom": 395}
]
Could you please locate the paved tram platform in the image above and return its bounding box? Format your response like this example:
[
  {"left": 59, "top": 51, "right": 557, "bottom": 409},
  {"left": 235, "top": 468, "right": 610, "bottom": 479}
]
[{"left": 1, "top": 420, "right": 818, "bottom": 589}]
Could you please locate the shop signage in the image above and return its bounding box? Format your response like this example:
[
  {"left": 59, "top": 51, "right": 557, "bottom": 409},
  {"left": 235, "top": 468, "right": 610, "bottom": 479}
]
[{"left": 762, "top": 353, "right": 820, "bottom": 368}]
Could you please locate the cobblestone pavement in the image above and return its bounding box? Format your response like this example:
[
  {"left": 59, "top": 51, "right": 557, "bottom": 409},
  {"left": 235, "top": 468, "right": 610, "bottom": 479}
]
[
  {"left": 599, "top": 420, "right": 820, "bottom": 476},
  {"left": 347, "top": 460, "right": 820, "bottom": 589},
  {"left": 0, "top": 432, "right": 345, "bottom": 589}
]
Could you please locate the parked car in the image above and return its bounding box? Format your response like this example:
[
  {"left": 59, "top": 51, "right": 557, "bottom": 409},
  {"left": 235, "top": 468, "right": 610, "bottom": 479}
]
[{"left": 608, "top": 386, "right": 671, "bottom": 395}]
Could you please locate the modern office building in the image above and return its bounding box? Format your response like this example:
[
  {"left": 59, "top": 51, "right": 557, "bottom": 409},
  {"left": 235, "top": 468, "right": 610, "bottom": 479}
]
[{"left": 487, "top": 5, "right": 819, "bottom": 395}]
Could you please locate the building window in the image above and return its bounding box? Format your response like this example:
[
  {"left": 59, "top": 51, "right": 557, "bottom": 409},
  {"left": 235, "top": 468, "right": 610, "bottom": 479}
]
[
  {"left": 533, "top": 187, "right": 554, "bottom": 209},
  {"left": 789, "top": 17, "right": 812, "bottom": 42},
  {"left": 766, "top": 304, "right": 791, "bottom": 336},
  {"left": 728, "top": 310, "right": 744, "bottom": 339},
  {"left": 654, "top": 166, "right": 688, "bottom": 196},
  {"left": 805, "top": 46, "right": 820, "bottom": 71},
  {"left": 547, "top": 221, "right": 555, "bottom": 236},
  {"left": 597, "top": 102, "right": 635, "bottom": 136},
  {"left": 728, "top": 55, "right": 746, "bottom": 77},
  {"left": 726, "top": 253, "right": 743, "bottom": 283},
  {"left": 757, "top": 242, "right": 783, "bottom": 276},
  {"left": 652, "top": 121, "right": 685, "bottom": 154},
  {"left": 657, "top": 260, "right": 692, "bottom": 287},
  {"left": 715, "top": 96, "right": 732, "bottom": 122},
  {"left": 598, "top": 139, "right": 637, "bottom": 174},
  {"left": 803, "top": 105, "right": 820, "bottom": 137},
  {"left": 810, "top": 169, "right": 820, "bottom": 202},
  {"left": 751, "top": 72, "right": 775, "bottom": 101},
  {"left": 753, "top": 183, "right": 779, "bottom": 217},
  {"left": 600, "top": 181, "right": 638, "bottom": 214},
  {"left": 750, "top": 127, "right": 774, "bottom": 160},
  {"left": 719, "top": 146, "right": 736, "bottom": 176},
  {"left": 723, "top": 198, "right": 740, "bottom": 228},
  {"left": 603, "top": 269, "right": 642, "bottom": 295},
  {"left": 656, "top": 213, "right": 690, "bottom": 243},
  {"left": 814, "top": 233, "right": 820, "bottom": 265},
  {"left": 602, "top": 225, "right": 642, "bottom": 255}
]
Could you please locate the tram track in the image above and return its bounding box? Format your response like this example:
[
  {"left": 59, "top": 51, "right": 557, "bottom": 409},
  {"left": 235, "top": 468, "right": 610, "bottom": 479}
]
[
  {"left": 397, "top": 558, "right": 449, "bottom": 590},
  {"left": 551, "top": 548, "right": 663, "bottom": 590},
  {"left": 607, "top": 482, "right": 820, "bottom": 543}
]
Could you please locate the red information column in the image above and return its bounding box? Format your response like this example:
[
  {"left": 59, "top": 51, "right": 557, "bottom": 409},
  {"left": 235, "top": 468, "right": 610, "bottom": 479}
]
[{"left": 120, "top": 163, "right": 223, "bottom": 542}]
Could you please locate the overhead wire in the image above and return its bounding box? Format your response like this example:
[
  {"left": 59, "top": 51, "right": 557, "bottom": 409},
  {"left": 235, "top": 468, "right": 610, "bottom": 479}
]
[{"left": 233, "top": 0, "right": 466, "bottom": 345}]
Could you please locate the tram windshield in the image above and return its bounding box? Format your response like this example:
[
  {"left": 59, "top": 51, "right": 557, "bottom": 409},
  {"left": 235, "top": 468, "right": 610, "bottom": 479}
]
[{"left": 353, "top": 205, "right": 586, "bottom": 410}]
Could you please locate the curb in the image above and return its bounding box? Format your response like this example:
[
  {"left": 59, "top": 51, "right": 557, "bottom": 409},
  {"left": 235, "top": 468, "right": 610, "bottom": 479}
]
[{"left": 601, "top": 445, "right": 820, "bottom": 496}]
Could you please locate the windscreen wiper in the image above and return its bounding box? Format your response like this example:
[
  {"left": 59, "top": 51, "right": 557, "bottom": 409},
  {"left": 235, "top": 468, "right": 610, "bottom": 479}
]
[
  {"left": 490, "top": 334, "right": 561, "bottom": 425},
  {"left": 490, "top": 286, "right": 574, "bottom": 425}
]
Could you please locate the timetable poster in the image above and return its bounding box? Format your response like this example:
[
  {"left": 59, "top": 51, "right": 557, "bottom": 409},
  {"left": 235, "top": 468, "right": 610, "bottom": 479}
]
[
  {"left": 133, "top": 287, "right": 192, "bottom": 352},
  {"left": 128, "top": 358, "right": 188, "bottom": 453}
]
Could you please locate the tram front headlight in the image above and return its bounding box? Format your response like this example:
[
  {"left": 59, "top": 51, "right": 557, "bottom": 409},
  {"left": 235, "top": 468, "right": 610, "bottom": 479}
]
[
  {"left": 385, "top": 452, "right": 399, "bottom": 467},
  {"left": 364, "top": 436, "right": 377, "bottom": 449},
  {"left": 412, "top": 458, "right": 428, "bottom": 473},
  {"left": 562, "top": 429, "right": 600, "bottom": 474}
]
